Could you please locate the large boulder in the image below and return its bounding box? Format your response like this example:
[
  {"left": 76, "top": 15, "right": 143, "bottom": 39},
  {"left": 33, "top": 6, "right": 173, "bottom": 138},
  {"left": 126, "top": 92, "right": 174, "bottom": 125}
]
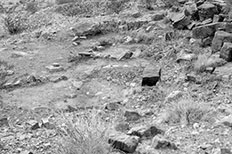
[
  {"left": 220, "top": 42, "right": 232, "bottom": 62},
  {"left": 212, "top": 31, "right": 232, "bottom": 53},
  {"left": 192, "top": 22, "right": 221, "bottom": 39},
  {"left": 142, "top": 65, "right": 161, "bottom": 86},
  {"left": 169, "top": 12, "right": 191, "bottom": 29},
  {"left": 198, "top": 2, "right": 218, "bottom": 21}
]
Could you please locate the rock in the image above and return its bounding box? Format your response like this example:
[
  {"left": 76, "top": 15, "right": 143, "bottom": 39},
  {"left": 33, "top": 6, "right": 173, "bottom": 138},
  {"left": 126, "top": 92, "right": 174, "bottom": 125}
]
[
  {"left": 124, "top": 110, "right": 142, "bottom": 122},
  {"left": 176, "top": 49, "right": 196, "bottom": 62},
  {"left": 0, "top": 118, "right": 9, "bottom": 127},
  {"left": 20, "top": 150, "right": 33, "bottom": 154},
  {"left": 151, "top": 135, "right": 177, "bottom": 150},
  {"left": 109, "top": 132, "right": 140, "bottom": 153},
  {"left": 200, "top": 37, "right": 213, "bottom": 47},
  {"left": 217, "top": 115, "right": 232, "bottom": 128},
  {"left": 142, "top": 65, "right": 161, "bottom": 86},
  {"left": 71, "top": 22, "right": 101, "bottom": 37},
  {"left": 184, "top": 1, "right": 198, "bottom": 16},
  {"left": 78, "top": 51, "right": 95, "bottom": 57},
  {"left": 127, "top": 125, "right": 164, "bottom": 139},
  {"left": 221, "top": 148, "right": 232, "bottom": 154},
  {"left": 212, "top": 31, "right": 232, "bottom": 53},
  {"left": 220, "top": 42, "right": 232, "bottom": 62},
  {"left": 151, "top": 12, "right": 166, "bottom": 21},
  {"left": 124, "top": 36, "right": 135, "bottom": 44},
  {"left": 136, "top": 143, "right": 159, "bottom": 154},
  {"left": 165, "top": 31, "right": 175, "bottom": 41},
  {"left": 198, "top": 2, "right": 218, "bottom": 21},
  {"left": 46, "top": 63, "right": 64, "bottom": 73},
  {"left": 192, "top": 22, "right": 221, "bottom": 39},
  {"left": 170, "top": 12, "right": 191, "bottom": 29},
  {"left": 115, "top": 123, "right": 130, "bottom": 132},
  {"left": 71, "top": 80, "right": 83, "bottom": 90},
  {"left": 164, "top": 90, "right": 184, "bottom": 103},
  {"left": 107, "top": 48, "right": 133, "bottom": 60},
  {"left": 105, "top": 102, "right": 121, "bottom": 111}
]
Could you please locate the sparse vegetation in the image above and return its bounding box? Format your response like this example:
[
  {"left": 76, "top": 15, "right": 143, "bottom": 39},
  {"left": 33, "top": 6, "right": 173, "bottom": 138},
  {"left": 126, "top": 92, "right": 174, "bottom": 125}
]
[
  {"left": 57, "top": 110, "right": 112, "bottom": 154},
  {"left": 3, "top": 13, "right": 28, "bottom": 34},
  {"left": 164, "top": 99, "right": 212, "bottom": 125}
]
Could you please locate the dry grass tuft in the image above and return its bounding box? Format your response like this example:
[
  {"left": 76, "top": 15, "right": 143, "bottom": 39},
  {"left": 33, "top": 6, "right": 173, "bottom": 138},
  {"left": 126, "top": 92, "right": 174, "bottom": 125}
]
[
  {"left": 57, "top": 110, "right": 112, "bottom": 154},
  {"left": 164, "top": 99, "right": 212, "bottom": 125}
]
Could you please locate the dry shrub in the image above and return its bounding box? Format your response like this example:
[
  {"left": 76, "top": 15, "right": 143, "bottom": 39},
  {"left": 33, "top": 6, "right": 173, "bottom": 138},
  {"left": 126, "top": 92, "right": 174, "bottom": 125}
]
[
  {"left": 3, "top": 13, "right": 28, "bottom": 34},
  {"left": 164, "top": 99, "right": 211, "bottom": 125},
  {"left": 57, "top": 110, "right": 112, "bottom": 154}
]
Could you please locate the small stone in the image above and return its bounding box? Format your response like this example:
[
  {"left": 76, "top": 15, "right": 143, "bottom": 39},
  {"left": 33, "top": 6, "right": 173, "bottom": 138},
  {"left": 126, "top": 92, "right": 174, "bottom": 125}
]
[
  {"left": 46, "top": 65, "right": 64, "bottom": 73},
  {"left": 127, "top": 125, "right": 164, "bottom": 139},
  {"left": 105, "top": 102, "right": 121, "bottom": 111},
  {"left": 142, "top": 65, "right": 161, "bottom": 86},
  {"left": 152, "top": 134, "right": 177, "bottom": 150},
  {"left": 152, "top": 12, "right": 166, "bottom": 21},
  {"left": 124, "top": 110, "right": 142, "bottom": 122},
  {"left": 109, "top": 132, "right": 139, "bottom": 153},
  {"left": 165, "top": 31, "right": 175, "bottom": 41}
]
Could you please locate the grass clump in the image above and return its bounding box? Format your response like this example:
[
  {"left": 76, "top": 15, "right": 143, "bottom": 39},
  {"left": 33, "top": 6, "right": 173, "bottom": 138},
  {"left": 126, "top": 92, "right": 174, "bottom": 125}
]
[
  {"left": 57, "top": 110, "right": 112, "bottom": 154},
  {"left": 3, "top": 13, "right": 28, "bottom": 35},
  {"left": 164, "top": 99, "right": 211, "bottom": 125}
]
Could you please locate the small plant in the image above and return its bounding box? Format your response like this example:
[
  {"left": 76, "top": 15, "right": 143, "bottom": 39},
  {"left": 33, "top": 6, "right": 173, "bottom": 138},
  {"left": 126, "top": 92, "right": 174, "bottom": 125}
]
[
  {"left": 164, "top": 99, "right": 211, "bottom": 125},
  {"left": 57, "top": 110, "right": 112, "bottom": 154},
  {"left": 3, "top": 13, "right": 28, "bottom": 35}
]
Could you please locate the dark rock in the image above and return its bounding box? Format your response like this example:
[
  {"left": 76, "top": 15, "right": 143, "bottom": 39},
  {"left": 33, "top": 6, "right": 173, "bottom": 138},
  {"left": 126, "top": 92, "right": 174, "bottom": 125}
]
[
  {"left": 198, "top": 2, "right": 218, "bottom": 21},
  {"left": 127, "top": 125, "right": 164, "bottom": 139},
  {"left": 170, "top": 12, "right": 191, "bottom": 29},
  {"left": 124, "top": 110, "right": 142, "bottom": 122},
  {"left": 152, "top": 135, "right": 177, "bottom": 150},
  {"left": 200, "top": 37, "right": 213, "bottom": 47},
  {"left": 109, "top": 132, "right": 139, "bottom": 153},
  {"left": 105, "top": 102, "right": 121, "bottom": 111},
  {"left": 192, "top": 22, "right": 221, "bottom": 39},
  {"left": 142, "top": 65, "right": 161, "bottom": 86},
  {"left": 71, "top": 22, "right": 101, "bottom": 37},
  {"left": 212, "top": 31, "right": 232, "bottom": 53},
  {"left": 31, "top": 122, "right": 40, "bottom": 130},
  {"left": 0, "top": 118, "right": 9, "bottom": 127},
  {"left": 220, "top": 42, "right": 232, "bottom": 62},
  {"left": 152, "top": 12, "right": 166, "bottom": 21},
  {"left": 78, "top": 51, "right": 95, "bottom": 57},
  {"left": 165, "top": 31, "right": 175, "bottom": 41}
]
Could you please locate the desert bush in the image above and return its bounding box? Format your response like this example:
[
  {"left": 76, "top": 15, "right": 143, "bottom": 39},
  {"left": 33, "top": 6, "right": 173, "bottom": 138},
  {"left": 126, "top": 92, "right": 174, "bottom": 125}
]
[
  {"left": 164, "top": 99, "right": 211, "bottom": 125},
  {"left": 57, "top": 110, "right": 112, "bottom": 154},
  {"left": 3, "top": 13, "right": 28, "bottom": 34}
]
